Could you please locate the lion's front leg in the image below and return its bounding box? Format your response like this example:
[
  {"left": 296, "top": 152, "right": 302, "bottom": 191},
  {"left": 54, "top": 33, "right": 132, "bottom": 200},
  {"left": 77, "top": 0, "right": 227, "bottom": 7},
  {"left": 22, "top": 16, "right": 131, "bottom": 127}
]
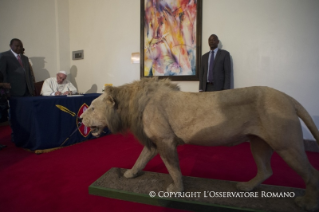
[
  {"left": 157, "top": 140, "right": 184, "bottom": 192},
  {"left": 124, "top": 146, "right": 157, "bottom": 179}
]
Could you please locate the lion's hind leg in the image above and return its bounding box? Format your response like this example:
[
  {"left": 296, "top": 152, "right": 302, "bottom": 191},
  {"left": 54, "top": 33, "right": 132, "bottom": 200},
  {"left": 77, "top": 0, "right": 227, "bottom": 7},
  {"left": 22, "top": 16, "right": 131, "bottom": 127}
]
[
  {"left": 236, "top": 136, "right": 273, "bottom": 191},
  {"left": 276, "top": 147, "right": 319, "bottom": 211},
  {"left": 124, "top": 146, "right": 157, "bottom": 178}
]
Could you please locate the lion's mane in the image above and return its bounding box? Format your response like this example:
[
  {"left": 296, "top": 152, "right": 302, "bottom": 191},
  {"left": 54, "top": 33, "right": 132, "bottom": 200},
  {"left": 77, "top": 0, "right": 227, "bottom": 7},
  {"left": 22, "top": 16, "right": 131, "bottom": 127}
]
[{"left": 104, "top": 77, "right": 180, "bottom": 149}]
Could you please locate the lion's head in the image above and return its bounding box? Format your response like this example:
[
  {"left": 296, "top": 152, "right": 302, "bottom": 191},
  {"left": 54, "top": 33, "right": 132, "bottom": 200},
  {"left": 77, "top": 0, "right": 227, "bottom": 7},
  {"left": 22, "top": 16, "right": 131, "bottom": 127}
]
[
  {"left": 81, "top": 78, "right": 179, "bottom": 142},
  {"left": 80, "top": 91, "right": 121, "bottom": 137}
]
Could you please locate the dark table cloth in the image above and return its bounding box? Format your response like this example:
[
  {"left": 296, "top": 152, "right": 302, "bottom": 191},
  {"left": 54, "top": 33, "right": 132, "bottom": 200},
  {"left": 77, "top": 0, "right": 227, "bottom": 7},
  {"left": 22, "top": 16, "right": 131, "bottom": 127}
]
[{"left": 9, "top": 93, "right": 109, "bottom": 150}]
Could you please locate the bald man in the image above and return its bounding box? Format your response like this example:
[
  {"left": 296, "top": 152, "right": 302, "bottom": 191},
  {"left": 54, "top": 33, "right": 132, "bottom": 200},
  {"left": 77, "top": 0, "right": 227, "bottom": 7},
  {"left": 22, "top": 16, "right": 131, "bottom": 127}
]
[{"left": 41, "top": 71, "right": 77, "bottom": 96}]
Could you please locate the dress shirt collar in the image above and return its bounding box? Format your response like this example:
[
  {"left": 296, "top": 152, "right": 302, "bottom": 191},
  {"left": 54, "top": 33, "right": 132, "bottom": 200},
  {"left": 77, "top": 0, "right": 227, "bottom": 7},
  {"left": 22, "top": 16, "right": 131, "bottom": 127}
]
[
  {"left": 11, "top": 49, "right": 19, "bottom": 58},
  {"left": 210, "top": 47, "right": 219, "bottom": 54}
]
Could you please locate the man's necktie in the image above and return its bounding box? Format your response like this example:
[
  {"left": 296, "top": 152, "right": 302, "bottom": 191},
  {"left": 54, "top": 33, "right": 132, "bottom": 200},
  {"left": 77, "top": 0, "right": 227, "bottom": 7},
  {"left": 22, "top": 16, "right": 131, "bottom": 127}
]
[
  {"left": 17, "top": 55, "right": 23, "bottom": 67},
  {"left": 208, "top": 51, "right": 214, "bottom": 82}
]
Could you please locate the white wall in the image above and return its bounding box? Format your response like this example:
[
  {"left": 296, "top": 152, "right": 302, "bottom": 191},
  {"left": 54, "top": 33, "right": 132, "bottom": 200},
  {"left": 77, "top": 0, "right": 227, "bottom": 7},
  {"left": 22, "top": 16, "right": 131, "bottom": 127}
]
[
  {"left": 68, "top": 0, "right": 141, "bottom": 93},
  {"left": 1, "top": 0, "right": 318, "bottom": 140},
  {"left": 0, "top": 0, "right": 69, "bottom": 82},
  {"left": 202, "top": 0, "right": 319, "bottom": 139},
  {"left": 203, "top": 0, "right": 319, "bottom": 109}
]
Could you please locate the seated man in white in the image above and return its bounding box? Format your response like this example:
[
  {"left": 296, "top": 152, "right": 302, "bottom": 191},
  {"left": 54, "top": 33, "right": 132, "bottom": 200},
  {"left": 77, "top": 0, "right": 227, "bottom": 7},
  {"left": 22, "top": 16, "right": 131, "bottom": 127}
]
[{"left": 41, "top": 71, "right": 77, "bottom": 96}]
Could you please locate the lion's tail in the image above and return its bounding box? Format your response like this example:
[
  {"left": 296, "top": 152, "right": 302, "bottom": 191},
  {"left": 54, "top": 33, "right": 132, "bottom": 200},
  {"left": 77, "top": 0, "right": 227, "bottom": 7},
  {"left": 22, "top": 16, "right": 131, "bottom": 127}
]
[{"left": 290, "top": 96, "right": 319, "bottom": 145}]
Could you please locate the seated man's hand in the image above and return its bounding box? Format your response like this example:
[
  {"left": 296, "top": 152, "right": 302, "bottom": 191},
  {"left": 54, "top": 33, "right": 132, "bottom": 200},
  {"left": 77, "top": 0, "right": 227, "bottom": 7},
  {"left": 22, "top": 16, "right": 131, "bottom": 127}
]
[
  {"left": 55, "top": 91, "right": 62, "bottom": 96},
  {"left": 63, "top": 91, "right": 72, "bottom": 95}
]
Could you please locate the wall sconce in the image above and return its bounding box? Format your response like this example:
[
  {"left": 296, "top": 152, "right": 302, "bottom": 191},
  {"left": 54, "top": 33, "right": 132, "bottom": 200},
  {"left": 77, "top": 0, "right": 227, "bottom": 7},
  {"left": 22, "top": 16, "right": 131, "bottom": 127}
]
[{"left": 131, "top": 52, "right": 140, "bottom": 64}]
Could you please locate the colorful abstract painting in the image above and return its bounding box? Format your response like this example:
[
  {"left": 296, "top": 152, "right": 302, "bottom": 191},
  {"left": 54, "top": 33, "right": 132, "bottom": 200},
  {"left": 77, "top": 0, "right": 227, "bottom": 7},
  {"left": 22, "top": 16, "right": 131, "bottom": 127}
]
[{"left": 141, "top": 0, "right": 202, "bottom": 80}]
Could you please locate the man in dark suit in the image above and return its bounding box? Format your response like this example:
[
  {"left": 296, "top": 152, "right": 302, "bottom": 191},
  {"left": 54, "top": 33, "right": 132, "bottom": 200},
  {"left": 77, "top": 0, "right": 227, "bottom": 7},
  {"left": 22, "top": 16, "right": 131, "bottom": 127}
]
[
  {"left": 0, "top": 38, "right": 35, "bottom": 97},
  {"left": 199, "top": 34, "right": 231, "bottom": 92}
]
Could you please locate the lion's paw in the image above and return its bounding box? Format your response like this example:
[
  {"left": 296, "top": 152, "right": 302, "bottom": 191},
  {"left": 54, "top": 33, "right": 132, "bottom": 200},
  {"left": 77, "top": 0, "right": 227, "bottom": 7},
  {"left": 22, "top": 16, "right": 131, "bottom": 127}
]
[
  {"left": 124, "top": 169, "right": 138, "bottom": 179},
  {"left": 236, "top": 182, "right": 254, "bottom": 192},
  {"left": 166, "top": 183, "right": 183, "bottom": 192},
  {"left": 295, "top": 196, "right": 319, "bottom": 212}
]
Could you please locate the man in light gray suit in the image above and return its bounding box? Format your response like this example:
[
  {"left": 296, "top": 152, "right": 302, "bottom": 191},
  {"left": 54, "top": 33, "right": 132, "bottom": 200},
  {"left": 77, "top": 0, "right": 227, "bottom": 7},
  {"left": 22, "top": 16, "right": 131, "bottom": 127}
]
[
  {"left": 199, "top": 34, "right": 231, "bottom": 92},
  {"left": 0, "top": 38, "right": 35, "bottom": 97}
]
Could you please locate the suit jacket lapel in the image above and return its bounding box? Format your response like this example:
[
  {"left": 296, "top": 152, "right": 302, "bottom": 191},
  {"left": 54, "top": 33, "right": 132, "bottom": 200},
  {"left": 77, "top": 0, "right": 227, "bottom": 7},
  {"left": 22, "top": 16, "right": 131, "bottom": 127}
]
[
  {"left": 22, "top": 55, "right": 33, "bottom": 94},
  {"left": 213, "top": 50, "right": 222, "bottom": 70},
  {"left": 21, "top": 56, "right": 27, "bottom": 70},
  {"left": 9, "top": 50, "right": 22, "bottom": 67},
  {"left": 204, "top": 53, "right": 209, "bottom": 79}
]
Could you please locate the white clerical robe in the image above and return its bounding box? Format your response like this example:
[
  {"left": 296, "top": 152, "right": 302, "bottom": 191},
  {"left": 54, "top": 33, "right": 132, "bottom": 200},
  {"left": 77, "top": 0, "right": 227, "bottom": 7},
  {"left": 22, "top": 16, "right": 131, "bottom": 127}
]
[{"left": 41, "top": 77, "right": 77, "bottom": 96}]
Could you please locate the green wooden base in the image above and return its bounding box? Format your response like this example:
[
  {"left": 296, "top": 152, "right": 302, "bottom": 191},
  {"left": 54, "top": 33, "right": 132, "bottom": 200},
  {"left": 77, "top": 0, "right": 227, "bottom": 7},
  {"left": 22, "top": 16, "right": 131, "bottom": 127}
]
[{"left": 89, "top": 168, "right": 307, "bottom": 212}]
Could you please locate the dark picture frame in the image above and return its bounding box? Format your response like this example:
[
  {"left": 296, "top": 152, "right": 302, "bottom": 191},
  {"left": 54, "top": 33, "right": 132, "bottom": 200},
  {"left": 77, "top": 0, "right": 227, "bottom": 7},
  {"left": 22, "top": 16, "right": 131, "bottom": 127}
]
[{"left": 140, "top": 0, "right": 202, "bottom": 81}]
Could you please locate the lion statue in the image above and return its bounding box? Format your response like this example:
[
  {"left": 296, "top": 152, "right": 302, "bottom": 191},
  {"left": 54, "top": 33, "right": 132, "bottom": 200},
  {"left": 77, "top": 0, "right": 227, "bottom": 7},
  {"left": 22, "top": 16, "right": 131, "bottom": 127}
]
[{"left": 81, "top": 77, "right": 319, "bottom": 211}]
